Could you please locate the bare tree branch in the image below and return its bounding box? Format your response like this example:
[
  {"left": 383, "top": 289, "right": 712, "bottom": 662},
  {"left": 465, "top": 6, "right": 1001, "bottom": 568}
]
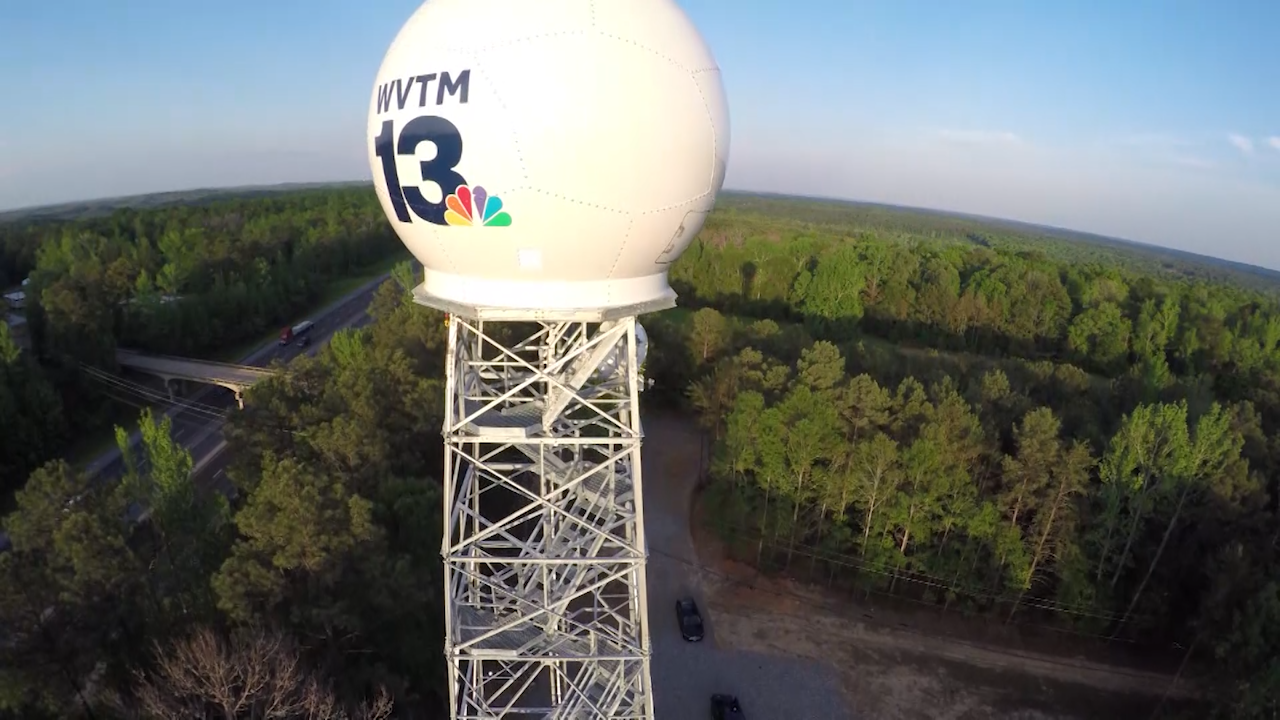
[{"left": 114, "top": 626, "right": 395, "bottom": 720}]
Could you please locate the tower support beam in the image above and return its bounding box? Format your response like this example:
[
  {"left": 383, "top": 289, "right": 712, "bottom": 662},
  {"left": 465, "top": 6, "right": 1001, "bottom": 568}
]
[{"left": 439, "top": 314, "right": 655, "bottom": 720}]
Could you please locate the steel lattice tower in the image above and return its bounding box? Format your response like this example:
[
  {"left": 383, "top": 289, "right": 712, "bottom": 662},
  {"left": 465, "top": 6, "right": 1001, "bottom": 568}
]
[
  {"left": 371, "top": 2, "right": 728, "bottom": 716},
  {"left": 436, "top": 306, "right": 655, "bottom": 719}
]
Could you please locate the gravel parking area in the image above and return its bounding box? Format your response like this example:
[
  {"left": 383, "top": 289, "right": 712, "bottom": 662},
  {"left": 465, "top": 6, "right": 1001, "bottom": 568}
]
[{"left": 641, "top": 413, "right": 852, "bottom": 720}]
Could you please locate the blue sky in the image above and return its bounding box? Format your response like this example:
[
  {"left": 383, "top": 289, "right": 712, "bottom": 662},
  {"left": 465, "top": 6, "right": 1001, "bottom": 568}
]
[{"left": 2, "top": 1, "right": 1279, "bottom": 268}]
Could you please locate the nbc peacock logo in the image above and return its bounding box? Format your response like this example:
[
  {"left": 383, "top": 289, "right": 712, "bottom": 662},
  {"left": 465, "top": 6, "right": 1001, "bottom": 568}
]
[{"left": 444, "top": 185, "right": 512, "bottom": 227}]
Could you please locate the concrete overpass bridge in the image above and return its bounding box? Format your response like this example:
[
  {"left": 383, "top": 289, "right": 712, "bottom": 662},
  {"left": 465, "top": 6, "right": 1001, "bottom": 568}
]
[{"left": 115, "top": 349, "right": 276, "bottom": 408}]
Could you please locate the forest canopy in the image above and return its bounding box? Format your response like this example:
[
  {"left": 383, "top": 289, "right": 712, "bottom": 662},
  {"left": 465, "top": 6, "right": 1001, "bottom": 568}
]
[
  {"left": 641, "top": 193, "right": 1280, "bottom": 719},
  {"left": 4, "top": 187, "right": 1280, "bottom": 718}
]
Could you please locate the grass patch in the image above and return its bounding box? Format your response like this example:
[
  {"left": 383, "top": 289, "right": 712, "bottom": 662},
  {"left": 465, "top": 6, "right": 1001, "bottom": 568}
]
[
  {"left": 653, "top": 306, "right": 695, "bottom": 327},
  {"left": 318, "top": 250, "right": 411, "bottom": 305},
  {"left": 213, "top": 327, "right": 284, "bottom": 364},
  {"left": 64, "top": 398, "right": 147, "bottom": 471},
  {"left": 211, "top": 250, "right": 411, "bottom": 363}
]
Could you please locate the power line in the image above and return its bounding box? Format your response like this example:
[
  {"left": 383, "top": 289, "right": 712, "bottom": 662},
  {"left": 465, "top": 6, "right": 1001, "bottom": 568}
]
[
  {"left": 79, "top": 365, "right": 229, "bottom": 423},
  {"left": 694, "top": 435, "right": 1148, "bottom": 621},
  {"left": 643, "top": 542, "right": 1195, "bottom": 690},
  {"left": 651, "top": 522, "right": 1167, "bottom": 640},
  {"left": 708, "top": 516, "right": 1140, "bottom": 623},
  {"left": 79, "top": 363, "right": 229, "bottom": 418}
]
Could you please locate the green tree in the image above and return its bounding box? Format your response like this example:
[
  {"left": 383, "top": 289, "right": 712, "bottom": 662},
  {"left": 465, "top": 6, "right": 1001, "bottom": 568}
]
[
  {"left": 688, "top": 307, "right": 731, "bottom": 366},
  {"left": 117, "top": 408, "right": 230, "bottom": 625},
  {"left": 1210, "top": 581, "right": 1280, "bottom": 719},
  {"left": 1111, "top": 403, "right": 1243, "bottom": 634},
  {"left": 774, "top": 385, "right": 843, "bottom": 567},
  {"left": 214, "top": 454, "right": 376, "bottom": 625},
  {"left": 1092, "top": 402, "right": 1190, "bottom": 591},
  {"left": 0, "top": 461, "right": 140, "bottom": 717},
  {"left": 845, "top": 432, "right": 901, "bottom": 558},
  {"left": 1067, "top": 301, "right": 1131, "bottom": 371}
]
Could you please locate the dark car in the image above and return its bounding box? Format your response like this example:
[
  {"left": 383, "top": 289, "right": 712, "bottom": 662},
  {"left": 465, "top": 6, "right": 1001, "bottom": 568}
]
[
  {"left": 675, "top": 597, "right": 704, "bottom": 642},
  {"left": 298, "top": 335, "right": 311, "bottom": 348},
  {"left": 711, "top": 693, "right": 745, "bottom": 719}
]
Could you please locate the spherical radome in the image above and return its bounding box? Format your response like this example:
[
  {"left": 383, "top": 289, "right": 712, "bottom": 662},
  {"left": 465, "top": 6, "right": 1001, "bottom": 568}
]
[{"left": 367, "top": 0, "right": 729, "bottom": 312}]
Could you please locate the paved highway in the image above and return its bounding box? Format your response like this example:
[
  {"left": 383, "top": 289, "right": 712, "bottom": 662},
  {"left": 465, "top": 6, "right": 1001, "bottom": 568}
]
[
  {"left": 90, "top": 274, "right": 391, "bottom": 495},
  {"left": 0, "top": 274, "right": 391, "bottom": 553},
  {"left": 189, "top": 294, "right": 379, "bottom": 498}
]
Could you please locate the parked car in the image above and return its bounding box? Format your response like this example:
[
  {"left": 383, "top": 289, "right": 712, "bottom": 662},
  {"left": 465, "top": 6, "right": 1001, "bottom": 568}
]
[
  {"left": 675, "top": 596, "right": 704, "bottom": 642},
  {"left": 710, "top": 693, "right": 745, "bottom": 719}
]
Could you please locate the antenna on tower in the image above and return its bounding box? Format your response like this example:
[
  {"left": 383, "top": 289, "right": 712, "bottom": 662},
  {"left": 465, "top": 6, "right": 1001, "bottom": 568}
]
[{"left": 368, "top": 1, "right": 729, "bottom": 716}]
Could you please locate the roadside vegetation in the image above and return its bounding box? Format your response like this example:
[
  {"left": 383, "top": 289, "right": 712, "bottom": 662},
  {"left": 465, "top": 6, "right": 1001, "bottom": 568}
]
[
  {"left": 0, "top": 279, "right": 447, "bottom": 718},
  {"left": 0, "top": 187, "right": 404, "bottom": 496}
]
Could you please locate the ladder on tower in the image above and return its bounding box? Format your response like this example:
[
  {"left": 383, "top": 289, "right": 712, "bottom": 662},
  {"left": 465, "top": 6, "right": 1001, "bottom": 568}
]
[{"left": 541, "top": 321, "right": 625, "bottom": 428}]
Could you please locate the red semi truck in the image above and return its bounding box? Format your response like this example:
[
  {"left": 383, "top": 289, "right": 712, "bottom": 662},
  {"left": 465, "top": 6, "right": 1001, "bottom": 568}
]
[{"left": 278, "top": 320, "right": 314, "bottom": 346}]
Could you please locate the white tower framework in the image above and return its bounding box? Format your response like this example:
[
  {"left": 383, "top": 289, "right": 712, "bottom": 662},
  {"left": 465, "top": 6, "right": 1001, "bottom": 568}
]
[
  {"left": 438, "top": 305, "right": 655, "bottom": 719},
  {"left": 368, "top": 3, "right": 729, "bottom": 715}
]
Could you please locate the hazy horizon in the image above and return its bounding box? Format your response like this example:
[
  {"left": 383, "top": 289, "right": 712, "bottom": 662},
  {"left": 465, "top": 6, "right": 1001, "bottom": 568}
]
[
  {"left": 2, "top": 1, "right": 1278, "bottom": 269},
  {"left": 7, "top": 180, "right": 1265, "bottom": 277}
]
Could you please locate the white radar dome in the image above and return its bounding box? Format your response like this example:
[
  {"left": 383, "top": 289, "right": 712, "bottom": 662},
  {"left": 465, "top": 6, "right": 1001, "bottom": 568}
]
[{"left": 368, "top": 0, "right": 729, "bottom": 313}]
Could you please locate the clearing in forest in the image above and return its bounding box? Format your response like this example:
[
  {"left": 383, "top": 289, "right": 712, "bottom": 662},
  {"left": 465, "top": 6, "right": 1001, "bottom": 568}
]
[{"left": 645, "top": 412, "right": 1200, "bottom": 720}]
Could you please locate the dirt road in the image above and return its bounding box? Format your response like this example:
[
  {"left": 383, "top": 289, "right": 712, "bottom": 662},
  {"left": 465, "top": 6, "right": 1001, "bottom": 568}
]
[
  {"left": 641, "top": 413, "right": 850, "bottom": 719},
  {"left": 642, "top": 411, "right": 1197, "bottom": 719}
]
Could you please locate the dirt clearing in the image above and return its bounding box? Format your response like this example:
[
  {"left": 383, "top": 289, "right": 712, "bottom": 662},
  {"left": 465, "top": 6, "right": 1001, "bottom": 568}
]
[
  {"left": 645, "top": 411, "right": 1199, "bottom": 719},
  {"left": 695, "top": 554, "right": 1186, "bottom": 719}
]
